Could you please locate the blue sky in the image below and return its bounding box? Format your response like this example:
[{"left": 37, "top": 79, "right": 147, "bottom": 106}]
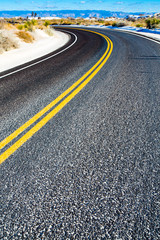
[{"left": 0, "top": 0, "right": 159, "bottom": 12}]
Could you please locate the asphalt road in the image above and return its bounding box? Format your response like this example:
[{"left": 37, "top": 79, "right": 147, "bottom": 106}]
[{"left": 0, "top": 27, "right": 160, "bottom": 239}]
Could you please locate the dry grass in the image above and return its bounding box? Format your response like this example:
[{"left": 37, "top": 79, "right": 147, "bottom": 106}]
[
  {"left": 37, "top": 24, "right": 46, "bottom": 30},
  {"left": 49, "top": 17, "right": 160, "bottom": 29},
  {"left": 0, "top": 16, "right": 159, "bottom": 54},
  {"left": 0, "top": 19, "right": 55, "bottom": 54},
  {"left": 45, "top": 28, "right": 54, "bottom": 36},
  {"left": 2, "top": 17, "right": 160, "bottom": 30},
  {"left": 0, "top": 19, "right": 54, "bottom": 54},
  {"left": 16, "top": 31, "right": 34, "bottom": 43},
  {"left": 4, "top": 23, "right": 16, "bottom": 30},
  {"left": 0, "top": 20, "right": 16, "bottom": 30},
  {"left": 0, "top": 31, "right": 19, "bottom": 54},
  {"left": 17, "top": 24, "right": 24, "bottom": 30},
  {"left": 0, "top": 19, "right": 5, "bottom": 29},
  {"left": 130, "top": 19, "right": 147, "bottom": 28}
]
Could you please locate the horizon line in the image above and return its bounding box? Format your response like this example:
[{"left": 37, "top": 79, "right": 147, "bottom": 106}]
[{"left": 0, "top": 9, "right": 156, "bottom": 13}]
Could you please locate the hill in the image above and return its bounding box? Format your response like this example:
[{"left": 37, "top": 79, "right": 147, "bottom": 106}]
[{"left": 0, "top": 10, "right": 154, "bottom": 19}]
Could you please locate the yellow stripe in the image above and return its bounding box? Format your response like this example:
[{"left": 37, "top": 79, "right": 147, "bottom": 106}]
[
  {"left": 0, "top": 31, "right": 110, "bottom": 150},
  {"left": 0, "top": 30, "right": 113, "bottom": 164}
]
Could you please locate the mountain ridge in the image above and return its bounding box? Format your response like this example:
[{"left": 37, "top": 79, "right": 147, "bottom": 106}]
[{"left": 0, "top": 10, "right": 155, "bottom": 19}]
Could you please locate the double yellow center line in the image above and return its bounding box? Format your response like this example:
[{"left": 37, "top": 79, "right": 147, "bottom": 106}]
[{"left": 0, "top": 28, "right": 113, "bottom": 164}]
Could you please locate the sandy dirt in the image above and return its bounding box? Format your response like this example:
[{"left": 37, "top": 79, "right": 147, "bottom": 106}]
[{"left": 0, "top": 29, "right": 69, "bottom": 73}]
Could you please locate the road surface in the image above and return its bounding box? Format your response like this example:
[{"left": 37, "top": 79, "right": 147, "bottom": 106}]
[{"left": 0, "top": 27, "right": 160, "bottom": 239}]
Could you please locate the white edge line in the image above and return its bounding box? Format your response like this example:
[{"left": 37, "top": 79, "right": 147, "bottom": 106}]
[
  {"left": 106, "top": 28, "right": 160, "bottom": 45},
  {"left": 119, "top": 31, "right": 160, "bottom": 45},
  {"left": 0, "top": 30, "right": 78, "bottom": 79},
  {"left": 70, "top": 25, "right": 160, "bottom": 45}
]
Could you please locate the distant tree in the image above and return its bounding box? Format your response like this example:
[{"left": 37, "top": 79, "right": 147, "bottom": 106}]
[
  {"left": 145, "top": 18, "right": 159, "bottom": 29},
  {"left": 151, "top": 18, "right": 160, "bottom": 28},
  {"left": 146, "top": 19, "right": 151, "bottom": 29}
]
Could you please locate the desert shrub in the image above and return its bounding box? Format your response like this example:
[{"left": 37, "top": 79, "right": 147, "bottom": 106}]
[
  {"left": 31, "top": 19, "right": 37, "bottom": 26},
  {"left": 50, "top": 22, "right": 58, "bottom": 25},
  {"left": 146, "top": 19, "right": 152, "bottom": 29},
  {"left": 112, "top": 22, "right": 126, "bottom": 27},
  {"left": 0, "top": 20, "right": 15, "bottom": 30},
  {"left": 126, "top": 16, "right": 136, "bottom": 22},
  {"left": 28, "top": 26, "right": 34, "bottom": 31},
  {"left": 24, "top": 21, "right": 34, "bottom": 32},
  {"left": 16, "top": 31, "right": 34, "bottom": 43},
  {"left": 0, "top": 31, "right": 19, "bottom": 53},
  {"left": 145, "top": 18, "right": 160, "bottom": 29},
  {"left": 26, "top": 21, "right": 31, "bottom": 27},
  {"left": 17, "top": 24, "right": 24, "bottom": 30},
  {"left": 98, "top": 20, "right": 104, "bottom": 23},
  {"left": 62, "top": 21, "right": 72, "bottom": 25},
  {"left": 105, "top": 22, "right": 111, "bottom": 26},
  {"left": 112, "top": 22, "right": 117, "bottom": 27},
  {"left": 37, "top": 25, "right": 45, "bottom": 30},
  {"left": 44, "top": 20, "right": 50, "bottom": 27},
  {"left": 24, "top": 22, "right": 29, "bottom": 30},
  {"left": 117, "top": 22, "right": 126, "bottom": 27},
  {"left": 151, "top": 18, "right": 160, "bottom": 28}
]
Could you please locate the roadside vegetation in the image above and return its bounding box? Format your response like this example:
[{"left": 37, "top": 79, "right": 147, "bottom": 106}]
[
  {"left": 0, "top": 19, "right": 19, "bottom": 53},
  {"left": 0, "top": 16, "right": 159, "bottom": 54},
  {"left": 44, "top": 16, "right": 160, "bottom": 29},
  {"left": 0, "top": 30, "right": 18, "bottom": 54},
  {"left": 16, "top": 31, "right": 34, "bottom": 43},
  {"left": 0, "top": 18, "right": 54, "bottom": 54},
  {"left": 145, "top": 18, "right": 160, "bottom": 29}
]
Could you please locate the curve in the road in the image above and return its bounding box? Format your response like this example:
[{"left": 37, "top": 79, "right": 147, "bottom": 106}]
[
  {"left": 115, "top": 29, "right": 160, "bottom": 45},
  {"left": 0, "top": 30, "right": 77, "bottom": 79},
  {"left": 0, "top": 29, "right": 113, "bottom": 164},
  {"left": 1, "top": 26, "right": 160, "bottom": 239}
]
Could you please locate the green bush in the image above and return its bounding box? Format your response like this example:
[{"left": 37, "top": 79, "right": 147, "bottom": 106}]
[
  {"left": 112, "top": 22, "right": 126, "bottom": 27},
  {"left": 17, "top": 24, "right": 24, "bottom": 30},
  {"left": 23, "top": 21, "right": 34, "bottom": 31},
  {"left": 31, "top": 19, "right": 37, "bottom": 26},
  {"left": 145, "top": 19, "right": 151, "bottom": 29},
  {"left": 146, "top": 18, "right": 160, "bottom": 29},
  {"left": 44, "top": 20, "right": 50, "bottom": 27},
  {"left": 98, "top": 20, "right": 104, "bottom": 24},
  {"left": 117, "top": 22, "right": 126, "bottom": 27},
  {"left": 26, "top": 21, "right": 31, "bottom": 27},
  {"left": 112, "top": 22, "right": 117, "bottom": 27}
]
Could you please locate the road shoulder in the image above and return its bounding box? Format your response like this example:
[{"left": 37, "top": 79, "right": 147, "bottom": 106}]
[{"left": 0, "top": 30, "right": 69, "bottom": 73}]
